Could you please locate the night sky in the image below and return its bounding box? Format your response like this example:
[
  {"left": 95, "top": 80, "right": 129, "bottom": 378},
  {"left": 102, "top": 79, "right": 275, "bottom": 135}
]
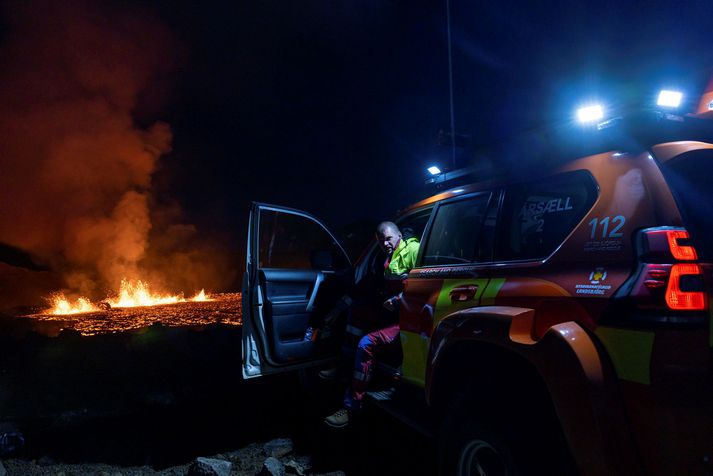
[
  {"left": 149, "top": 0, "right": 713, "bottom": 230},
  {"left": 2, "top": 0, "right": 713, "bottom": 295}
]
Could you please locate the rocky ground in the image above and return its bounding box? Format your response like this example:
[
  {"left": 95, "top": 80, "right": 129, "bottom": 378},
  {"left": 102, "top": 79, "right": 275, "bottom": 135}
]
[
  {"left": 0, "top": 295, "right": 435, "bottom": 476},
  {"left": 0, "top": 437, "right": 343, "bottom": 476},
  {"left": 0, "top": 368, "right": 436, "bottom": 476}
]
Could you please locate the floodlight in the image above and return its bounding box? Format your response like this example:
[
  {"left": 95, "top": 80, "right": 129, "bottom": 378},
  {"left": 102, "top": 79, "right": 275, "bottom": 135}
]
[
  {"left": 427, "top": 166, "right": 442, "bottom": 176},
  {"left": 577, "top": 105, "right": 604, "bottom": 123},
  {"left": 657, "top": 90, "right": 683, "bottom": 108}
]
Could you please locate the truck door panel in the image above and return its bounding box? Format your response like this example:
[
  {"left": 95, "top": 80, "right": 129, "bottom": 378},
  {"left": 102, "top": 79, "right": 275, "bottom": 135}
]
[{"left": 242, "top": 203, "right": 351, "bottom": 378}]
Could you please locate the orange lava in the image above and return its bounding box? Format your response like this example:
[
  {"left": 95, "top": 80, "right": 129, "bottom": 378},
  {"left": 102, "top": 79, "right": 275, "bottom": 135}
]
[
  {"left": 43, "top": 279, "right": 212, "bottom": 315},
  {"left": 46, "top": 294, "right": 99, "bottom": 315}
]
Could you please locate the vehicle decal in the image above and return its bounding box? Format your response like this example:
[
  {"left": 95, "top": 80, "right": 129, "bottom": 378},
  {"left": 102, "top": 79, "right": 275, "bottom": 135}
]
[
  {"left": 481, "top": 278, "right": 505, "bottom": 305},
  {"left": 400, "top": 278, "right": 489, "bottom": 386},
  {"left": 594, "top": 326, "right": 655, "bottom": 385},
  {"left": 520, "top": 196, "right": 574, "bottom": 216},
  {"left": 584, "top": 215, "right": 626, "bottom": 252},
  {"left": 410, "top": 266, "right": 483, "bottom": 278},
  {"left": 575, "top": 267, "right": 613, "bottom": 295},
  {"left": 433, "top": 278, "right": 489, "bottom": 326},
  {"left": 588, "top": 215, "right": 626, "bottom": 239},
  {"left": 399, "top": 330, "right": 427, "bottom": 387}
]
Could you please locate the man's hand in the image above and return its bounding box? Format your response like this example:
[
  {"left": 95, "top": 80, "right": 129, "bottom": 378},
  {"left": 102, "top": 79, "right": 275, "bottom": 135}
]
[{"left": 383, "top": 296, "right": 399, "bottom": 312}]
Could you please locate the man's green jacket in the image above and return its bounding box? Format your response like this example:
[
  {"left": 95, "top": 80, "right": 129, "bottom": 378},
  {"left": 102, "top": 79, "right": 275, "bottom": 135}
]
[{"left": 385, "top": 236, "right": 420, "bottom": 277}]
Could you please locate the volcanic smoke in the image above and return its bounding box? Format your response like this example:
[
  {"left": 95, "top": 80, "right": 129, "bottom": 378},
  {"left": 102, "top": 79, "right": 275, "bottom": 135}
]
[{"left": 0, "top": 1, "right": 231, "bottom": 311}]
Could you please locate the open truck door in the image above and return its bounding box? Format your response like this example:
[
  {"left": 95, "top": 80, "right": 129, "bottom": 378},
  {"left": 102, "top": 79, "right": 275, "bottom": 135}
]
[{"left": 242, "top": 203, "right": 352, "bottom": 379}]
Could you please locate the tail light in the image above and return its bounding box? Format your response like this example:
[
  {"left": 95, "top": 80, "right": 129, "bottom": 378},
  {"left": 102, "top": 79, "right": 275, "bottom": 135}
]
[
  {"left": 666, "top": 263, "right": 706, "bottom": 310},
  {"left": 666, "top": 230, "right": 698, "bottom": 260},
  {"left": 623, "top": 227, "right": 708, "bottom": 313}
]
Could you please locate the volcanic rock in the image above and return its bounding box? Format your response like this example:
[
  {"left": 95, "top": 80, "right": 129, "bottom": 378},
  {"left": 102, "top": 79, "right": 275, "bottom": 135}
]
[
  {"left": 263, "top": 438, "right": 293, "bottom": 458},
  {"left": 221, "top": 443, "right": 264, "bottom": 472},
  {"left": 284, "top": 458, "right": 308, "bottom": 475},
  {"left": 187, "top": 457, "right": 232, "bottom": 476},
  {"left": 258, "top": 457, "right": 284, "bottom": 476},
  {"left": 36, "top": 455, "right": 55, "bottom": 466}
]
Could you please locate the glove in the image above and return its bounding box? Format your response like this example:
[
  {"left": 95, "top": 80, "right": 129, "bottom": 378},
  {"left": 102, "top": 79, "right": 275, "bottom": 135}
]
[{"left": 383, "top": 295, "right": 400, "bottom": 312}]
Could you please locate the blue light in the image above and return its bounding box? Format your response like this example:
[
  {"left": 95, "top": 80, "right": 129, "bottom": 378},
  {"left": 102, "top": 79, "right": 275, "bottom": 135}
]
[
  {"left": 657, "top": 90, "right": 683, "bottom": 108},
  {"left": 427, "top": 166, "right": 442, "bottom": 176},
  {"left": 577, "top": 104, "right": 604, "bottom": 123}
]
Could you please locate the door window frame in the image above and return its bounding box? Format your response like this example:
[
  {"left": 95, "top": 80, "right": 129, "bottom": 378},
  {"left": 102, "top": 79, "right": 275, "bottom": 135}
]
[
  {"left": 252, "top": 203, "right": 352, "bottom": 272},
  {"left": 416, "top": 191, "right": 498, "bottom": 269}
]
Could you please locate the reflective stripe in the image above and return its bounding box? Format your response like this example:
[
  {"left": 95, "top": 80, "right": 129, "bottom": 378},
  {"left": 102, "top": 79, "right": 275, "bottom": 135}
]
[
  {"left": 399, "top": 330, "right": 427, "bottom": 387},
  {"left": 595, "top": 327, "right": 655, "bottom": 385},
  {"left": 346, "top": 325, "right": 365, "bottom": 337},
  {"left": 481, "top": 278, "right": 505, "bottom": 305}
]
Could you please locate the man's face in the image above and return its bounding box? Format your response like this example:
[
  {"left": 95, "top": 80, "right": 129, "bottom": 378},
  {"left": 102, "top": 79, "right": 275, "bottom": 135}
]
[{"left": 376, "top": 227, "right": 401, "bottom": 255}]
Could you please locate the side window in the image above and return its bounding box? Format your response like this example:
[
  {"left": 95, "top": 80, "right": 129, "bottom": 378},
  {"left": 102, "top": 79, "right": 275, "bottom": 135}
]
[
  {"left": 421, "top": 193, "right": 492, "bottom": 266},
  {"left": 258, "top": 209, "right": 348, "bottom": 270},
  {"left": 497, "top": 170, "right": 597, "bottom": 261},
  {"left": 398, "top": 208, "right": 432, "bottom": 244}
]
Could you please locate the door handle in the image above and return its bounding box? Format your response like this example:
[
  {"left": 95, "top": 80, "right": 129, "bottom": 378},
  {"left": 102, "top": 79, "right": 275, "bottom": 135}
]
[
  {"left": 449, "top": 284, "right": 479, "bottom": 303},
  {"left": 306, "top": 272, "right": 324, "bottom": 312}
]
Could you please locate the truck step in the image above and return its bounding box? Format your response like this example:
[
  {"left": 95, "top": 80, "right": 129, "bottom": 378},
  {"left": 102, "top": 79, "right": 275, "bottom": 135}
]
[{"left": 365, "top": 383, "right": 434, "bottom": 438}]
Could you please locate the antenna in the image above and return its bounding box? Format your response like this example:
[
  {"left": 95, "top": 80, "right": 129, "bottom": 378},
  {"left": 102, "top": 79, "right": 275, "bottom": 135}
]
[{"left": 446, "top": 0, "right": 456, "bottom": 169}]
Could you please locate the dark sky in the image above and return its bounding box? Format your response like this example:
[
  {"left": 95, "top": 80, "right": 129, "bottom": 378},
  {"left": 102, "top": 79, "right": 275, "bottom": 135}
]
[
  {"left": 145, "top": 0, "right": 713, "bottom": 237},
  {"left": 3, "top": 0, "right": 713, "bottom": 290}
]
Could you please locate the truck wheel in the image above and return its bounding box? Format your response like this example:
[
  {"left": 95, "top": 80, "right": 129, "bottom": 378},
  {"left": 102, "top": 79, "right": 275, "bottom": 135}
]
[
  {"left": 456, "top": 438, "right": 513, "bottom": 476},
  {"left": 438, "top": 393, "right": 572, "bottom": 476},
  {"left": 439, "top": 402, "right": 520, "bottom": 476}
]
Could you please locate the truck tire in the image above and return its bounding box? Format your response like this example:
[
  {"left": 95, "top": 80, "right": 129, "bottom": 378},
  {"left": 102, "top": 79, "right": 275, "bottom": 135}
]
[
  {"left": 438, "top": 393, "right": 573, "bottom": 476},
  {"left": 438, "top": 399, "right": 520, "bottom": 476}
]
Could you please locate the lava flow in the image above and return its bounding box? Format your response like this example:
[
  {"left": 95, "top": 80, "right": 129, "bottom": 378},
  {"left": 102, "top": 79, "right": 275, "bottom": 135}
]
[{"left": 45, "top": 279, "right": 211, "bottom": 316}]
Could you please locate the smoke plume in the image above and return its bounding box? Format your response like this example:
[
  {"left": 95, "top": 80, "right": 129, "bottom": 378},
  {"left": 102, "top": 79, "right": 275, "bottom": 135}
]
[{"left": 0, "top": 0, "right": 186, "bottom": 302}]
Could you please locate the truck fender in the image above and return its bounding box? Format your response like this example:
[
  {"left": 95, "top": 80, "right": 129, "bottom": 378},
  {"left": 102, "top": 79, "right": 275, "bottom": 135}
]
[{"left": 427, "top": 306, "right": 642, "bottom": 476}]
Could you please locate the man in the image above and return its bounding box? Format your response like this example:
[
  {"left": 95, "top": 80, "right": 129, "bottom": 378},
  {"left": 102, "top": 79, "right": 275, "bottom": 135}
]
[{"left": 324, "top": 221, "right": 420, "bottom": 428}]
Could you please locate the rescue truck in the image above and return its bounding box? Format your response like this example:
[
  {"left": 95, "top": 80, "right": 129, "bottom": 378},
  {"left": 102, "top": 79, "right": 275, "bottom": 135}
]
[{"left": 241, "top": 86, "right": 713, "bottom": 475}]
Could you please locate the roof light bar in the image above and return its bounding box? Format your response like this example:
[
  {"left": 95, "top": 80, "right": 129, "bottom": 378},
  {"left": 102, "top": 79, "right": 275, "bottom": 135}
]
[
  {"left": 577, "top": 104, "right": 604, "bottom": 123},
  {"left": 657, "top": 90, "right": 683, "bottom": 108}
]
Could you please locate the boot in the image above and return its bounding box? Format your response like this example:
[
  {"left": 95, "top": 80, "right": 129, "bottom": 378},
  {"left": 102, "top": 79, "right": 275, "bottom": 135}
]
[
  {"left": 318, "top": 364, "right": 339, "bottom": 380},
  {"left": 324, "top": 408, "right": 349, "bottom": 428}
]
